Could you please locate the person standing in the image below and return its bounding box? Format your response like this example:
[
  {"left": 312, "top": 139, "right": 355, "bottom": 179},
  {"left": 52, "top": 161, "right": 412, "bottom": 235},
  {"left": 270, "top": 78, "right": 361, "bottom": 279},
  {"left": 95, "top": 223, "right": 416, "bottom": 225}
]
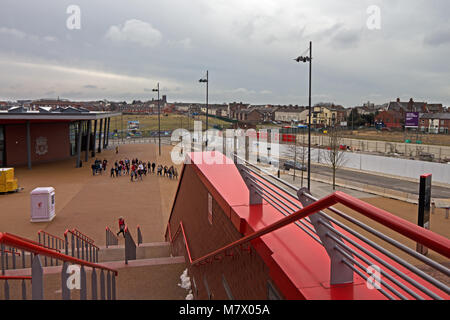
[
  {"left": 152, "top": 162, "right": 156, "bottom": 173},
  {"left": 138, "top": 162, "right": 144, "bottom": 181},
  {"left": 131, "top": 163, "right": 136, "bottom": 182},
  {"left": 110, "top": 167, "right": 115, "bottom": 178}
]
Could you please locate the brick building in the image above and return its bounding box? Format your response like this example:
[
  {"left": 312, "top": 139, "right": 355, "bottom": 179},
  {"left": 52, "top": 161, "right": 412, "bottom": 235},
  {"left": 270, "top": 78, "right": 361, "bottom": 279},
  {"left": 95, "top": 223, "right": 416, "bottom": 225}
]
[
  {"left": 420, "top": 113, "right": 450, "bottom": 134},
  {"left": 0, "top": 107, "right": 120, "bottom": 168},
  {"left": 375, "top": 110, "right": 404, "bottom": 128},
  {"left": 165, "top": 152, "right": 396, "bottom": 300}
]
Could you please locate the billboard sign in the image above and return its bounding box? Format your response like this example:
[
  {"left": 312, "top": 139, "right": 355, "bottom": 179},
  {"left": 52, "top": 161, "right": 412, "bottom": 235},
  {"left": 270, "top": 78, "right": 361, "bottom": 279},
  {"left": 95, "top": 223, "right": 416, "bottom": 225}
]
[{"left": 405, "top": 112, "right": 419, "bottom": 127}]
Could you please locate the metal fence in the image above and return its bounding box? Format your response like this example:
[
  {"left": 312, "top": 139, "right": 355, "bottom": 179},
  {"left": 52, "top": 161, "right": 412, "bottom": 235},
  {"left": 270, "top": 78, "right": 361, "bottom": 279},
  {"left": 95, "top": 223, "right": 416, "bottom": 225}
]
[
  {"left": 227, "top": 155, "right": 449, "bottom": 299},
  {"left": 1, "top": 232, "right": 117, "bottom": 300}
]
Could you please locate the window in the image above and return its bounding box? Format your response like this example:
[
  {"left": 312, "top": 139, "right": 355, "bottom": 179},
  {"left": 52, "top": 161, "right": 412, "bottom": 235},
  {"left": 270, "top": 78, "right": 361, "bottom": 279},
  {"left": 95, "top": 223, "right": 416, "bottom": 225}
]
[{"left": 69, "top": 122, "right": 78, "bottom": 156}]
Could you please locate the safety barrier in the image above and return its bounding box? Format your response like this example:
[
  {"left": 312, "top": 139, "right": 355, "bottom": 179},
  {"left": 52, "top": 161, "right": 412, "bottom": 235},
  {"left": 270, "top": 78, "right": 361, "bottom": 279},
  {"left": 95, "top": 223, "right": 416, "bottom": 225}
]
[
  {"left": 166, "top": 155, "right": 450, "bottom": 300},
  {"left": 0, "top": 232, "right": 117, "bottom": 300},
  {"left": 124, "top": 226, "right": 136, "bottom": 264},
  {"left": 166, "top": 221, "right": 193, "bottom": 264},
  {"left": 0, "top": 275, "right": 31, "bottom": 300},
  {"left": 64, "top": 229, "right": 99, "bottom": 263},
  {"left": 37, "top": 230, "right": 65, "bottom": 267},
  {"left": 106, "top": 227, "right": 119, "bottom": 248},
  {"left": 137, "top": 226, "right": 143, "bottom": 246}
]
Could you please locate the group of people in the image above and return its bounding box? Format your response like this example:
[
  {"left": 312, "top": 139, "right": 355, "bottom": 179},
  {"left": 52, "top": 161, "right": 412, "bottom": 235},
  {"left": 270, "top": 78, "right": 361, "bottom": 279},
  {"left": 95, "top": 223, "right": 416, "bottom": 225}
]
[
  {"left": 91, "top": 157, "right": 178, "bottom": 182},
  {"left": 156, "top": 164, "right": 178, "bottom": 179},
  {"left": 91, "top": 159, "right": 108, "bottom": 176},
  {"left": 107, "top": 158, "right": 178, "bottom": 181}
]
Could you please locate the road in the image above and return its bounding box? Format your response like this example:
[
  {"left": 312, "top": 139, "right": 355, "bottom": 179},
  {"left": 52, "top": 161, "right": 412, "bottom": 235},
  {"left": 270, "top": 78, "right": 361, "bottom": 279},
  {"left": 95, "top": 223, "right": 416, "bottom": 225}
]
[
  {"left": 112, "top": 136, "right": 450, "bottom": 199},
  {"left": 307, "top": 163, "right": 450, "bottom": 199}
]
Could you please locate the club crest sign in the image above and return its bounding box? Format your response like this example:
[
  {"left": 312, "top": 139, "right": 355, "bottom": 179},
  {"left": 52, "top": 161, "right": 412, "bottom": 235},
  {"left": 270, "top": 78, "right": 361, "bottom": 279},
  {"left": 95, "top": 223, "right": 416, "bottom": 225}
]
[{"left": 35, "top": 136, "right": 48, "bottom": 156}]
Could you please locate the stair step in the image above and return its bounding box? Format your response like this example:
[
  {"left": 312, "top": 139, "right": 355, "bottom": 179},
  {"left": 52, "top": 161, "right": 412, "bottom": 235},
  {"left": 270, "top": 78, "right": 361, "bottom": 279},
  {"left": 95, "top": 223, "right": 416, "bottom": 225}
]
[
  {"left": 98, "top": 242, "right": 171, "bottom": 262},
  {"left": 1, "top": 256, "right": 187, "bottom": 300}
]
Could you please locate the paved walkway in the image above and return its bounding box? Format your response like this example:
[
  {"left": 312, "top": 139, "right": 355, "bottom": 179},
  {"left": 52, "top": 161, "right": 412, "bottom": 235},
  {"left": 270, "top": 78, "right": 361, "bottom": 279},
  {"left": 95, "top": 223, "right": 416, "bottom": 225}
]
[{"left": 0, "top": 143, "right": 181, "bottom": 246}]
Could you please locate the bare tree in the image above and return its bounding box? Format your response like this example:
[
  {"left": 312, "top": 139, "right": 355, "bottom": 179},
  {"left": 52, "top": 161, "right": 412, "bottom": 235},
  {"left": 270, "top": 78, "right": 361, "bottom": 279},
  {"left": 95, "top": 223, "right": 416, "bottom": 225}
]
[
  {"left": 323, "top": 126, "right": 346, "bottom": 190},
  {"left": 287, "top": 133, "right": 308, "bottom": 187}
]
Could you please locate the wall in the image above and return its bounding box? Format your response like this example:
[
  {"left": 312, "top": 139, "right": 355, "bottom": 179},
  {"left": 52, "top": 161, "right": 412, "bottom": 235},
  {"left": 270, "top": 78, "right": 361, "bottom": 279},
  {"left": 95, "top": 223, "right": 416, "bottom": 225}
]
[
  {"left": 295, "top": 134, "right": 450, "bottom": 161},
  {"left": 5, "top": 122, "right": 70, "bottom": 166},
  {"left": 310, "top": 148, "right": 450, "bottom": 184},
  {"left": 167, "top": 165, "right": 282, "bottom": 300}
]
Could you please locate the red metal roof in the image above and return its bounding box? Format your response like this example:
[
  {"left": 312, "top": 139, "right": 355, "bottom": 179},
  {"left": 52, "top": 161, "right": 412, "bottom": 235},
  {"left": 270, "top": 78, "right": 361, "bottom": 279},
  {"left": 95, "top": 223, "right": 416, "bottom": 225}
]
[{"left": 185, "top": 151, "right": 449, "bottom": 300}]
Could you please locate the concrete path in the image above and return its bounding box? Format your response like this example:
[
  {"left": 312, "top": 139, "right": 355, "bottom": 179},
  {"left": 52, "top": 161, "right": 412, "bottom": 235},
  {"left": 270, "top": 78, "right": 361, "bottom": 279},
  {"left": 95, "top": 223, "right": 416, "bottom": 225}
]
[{"left": 0, "top": 143, "right": 182, "bottom": 246}]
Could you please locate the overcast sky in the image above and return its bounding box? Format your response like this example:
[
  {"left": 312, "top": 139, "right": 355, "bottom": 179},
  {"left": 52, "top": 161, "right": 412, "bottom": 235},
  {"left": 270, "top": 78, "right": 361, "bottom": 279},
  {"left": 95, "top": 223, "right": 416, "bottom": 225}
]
[{"left": 0, "top": 0, "right": 449, "bottom": 107}]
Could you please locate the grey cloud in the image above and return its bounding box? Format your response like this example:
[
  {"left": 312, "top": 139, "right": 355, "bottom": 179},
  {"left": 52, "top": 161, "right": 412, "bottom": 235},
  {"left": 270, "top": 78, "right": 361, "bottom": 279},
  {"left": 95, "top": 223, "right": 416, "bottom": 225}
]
[
  {"left": 424, "top": 28, "right": 450, "bottom": 47},
  {"left": 0, "top": 0, "right": 449, "bottom": 106}
]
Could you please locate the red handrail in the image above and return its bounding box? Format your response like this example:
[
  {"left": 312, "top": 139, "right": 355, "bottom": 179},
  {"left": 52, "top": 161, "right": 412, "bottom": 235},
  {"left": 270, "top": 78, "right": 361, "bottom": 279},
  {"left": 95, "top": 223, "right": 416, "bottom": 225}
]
[
  {"left": 71, "top": 228, "right": 95, "bottom": 244},
  {"left": 106, "top": 227, "right": 118, "bottom": 238},
  {"left": 169, "top": 191, "right": 450, "bottom": 268},
  {"left": 333, "top": 191, "right": 450, "bottom": 257},
  {"left": 64, "top": 229, "right": 99, "bottom": 249},
  {"left": 167, "top": 222, "right": 193, "bottom": 264},
  {"left": 0, "top": 248, "right": 21, "bottom": 256},
  {"left": 0, "top": 232, "right": 117, "bottom": 276},
  {"left": 9, "top": 233, "right": 61, "bottom": 253},
  {"left": 0, "top": 276, "right": 32, "bottom": 280}
]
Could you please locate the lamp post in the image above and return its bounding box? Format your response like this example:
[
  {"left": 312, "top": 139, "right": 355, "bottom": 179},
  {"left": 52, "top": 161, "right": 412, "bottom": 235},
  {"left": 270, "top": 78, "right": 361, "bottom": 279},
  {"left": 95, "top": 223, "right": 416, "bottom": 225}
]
[
  {"left": 152, "top": 83, "right": 161, "bottom": 156},
  {"left": 294, "top": 41, "right": 312, "bottom": 191},
  {"left": 199, "top": 71, "right": 209, "bottom": 148}
]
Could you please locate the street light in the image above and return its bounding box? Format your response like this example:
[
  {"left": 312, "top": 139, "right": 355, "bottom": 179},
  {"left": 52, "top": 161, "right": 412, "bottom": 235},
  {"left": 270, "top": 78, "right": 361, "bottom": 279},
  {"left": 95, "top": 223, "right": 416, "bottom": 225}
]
[
  {"left": 199, "top": 70, "right": 209, "bottom": 148},
  {"left": 152, "top": 83, "right": 161, "bottom": 156},
  {"left": 294, "top": 41, "right": 312, "bottom": 191}
]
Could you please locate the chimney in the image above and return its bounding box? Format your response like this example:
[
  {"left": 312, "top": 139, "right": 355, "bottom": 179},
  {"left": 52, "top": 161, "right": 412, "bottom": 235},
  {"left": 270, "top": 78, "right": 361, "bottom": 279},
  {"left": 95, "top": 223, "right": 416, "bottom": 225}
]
[{"left": 408, "top": 98, "right": 414, "bottom": 111}]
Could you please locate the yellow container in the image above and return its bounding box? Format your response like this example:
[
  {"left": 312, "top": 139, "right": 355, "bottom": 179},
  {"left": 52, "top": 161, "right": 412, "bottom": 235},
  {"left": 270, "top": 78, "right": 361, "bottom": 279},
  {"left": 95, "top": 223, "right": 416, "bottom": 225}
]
[
  {"left": 6, "top": 179, "right": 18, "bottom": 192},
  {"left": 0, "top": 168, "right": 14, "bottom": 185},
  {"left": 0, "top": 168, "right": 18, "bottom": 192}
]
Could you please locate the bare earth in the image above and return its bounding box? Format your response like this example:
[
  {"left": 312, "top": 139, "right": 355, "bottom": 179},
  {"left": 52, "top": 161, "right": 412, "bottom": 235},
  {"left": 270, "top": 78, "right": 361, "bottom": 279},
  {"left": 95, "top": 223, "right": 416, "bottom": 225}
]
[{"left": 0, "top": 143, "right": 182, "bottom": 246}]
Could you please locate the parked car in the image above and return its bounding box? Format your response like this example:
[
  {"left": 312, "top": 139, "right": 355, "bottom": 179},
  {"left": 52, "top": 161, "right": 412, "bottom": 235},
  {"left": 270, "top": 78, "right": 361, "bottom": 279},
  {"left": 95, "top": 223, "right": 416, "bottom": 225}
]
[{"left": 283, "top": 161, "right": 306, "bottom": 171}]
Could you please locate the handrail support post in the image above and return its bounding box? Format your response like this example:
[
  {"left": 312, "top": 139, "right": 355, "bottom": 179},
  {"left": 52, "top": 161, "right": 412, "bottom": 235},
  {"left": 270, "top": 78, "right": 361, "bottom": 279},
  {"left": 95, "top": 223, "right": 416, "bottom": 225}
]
[{"left": 298, "top": 188, "right": 354, "bottom": 285}]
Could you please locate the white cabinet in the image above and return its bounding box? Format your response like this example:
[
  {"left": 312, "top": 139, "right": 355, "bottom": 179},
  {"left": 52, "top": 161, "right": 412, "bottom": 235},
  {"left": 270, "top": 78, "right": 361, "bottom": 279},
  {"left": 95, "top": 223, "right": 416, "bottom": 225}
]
[{"left": 30, "top": 187, "right": 55, "bottom": 222}]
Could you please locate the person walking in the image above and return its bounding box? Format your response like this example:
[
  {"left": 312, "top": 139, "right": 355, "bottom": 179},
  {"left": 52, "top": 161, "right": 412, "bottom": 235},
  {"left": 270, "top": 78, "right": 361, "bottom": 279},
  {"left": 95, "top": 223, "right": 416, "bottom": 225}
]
[
  {"left": 110, "top": 167, "right": 115, "bottom": 178},
  {"left": 117, "top": 217, "right": 126, "bottom": 238},
  {"left": 152, "top": 162, "right": 156, "bottom": 173}
]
